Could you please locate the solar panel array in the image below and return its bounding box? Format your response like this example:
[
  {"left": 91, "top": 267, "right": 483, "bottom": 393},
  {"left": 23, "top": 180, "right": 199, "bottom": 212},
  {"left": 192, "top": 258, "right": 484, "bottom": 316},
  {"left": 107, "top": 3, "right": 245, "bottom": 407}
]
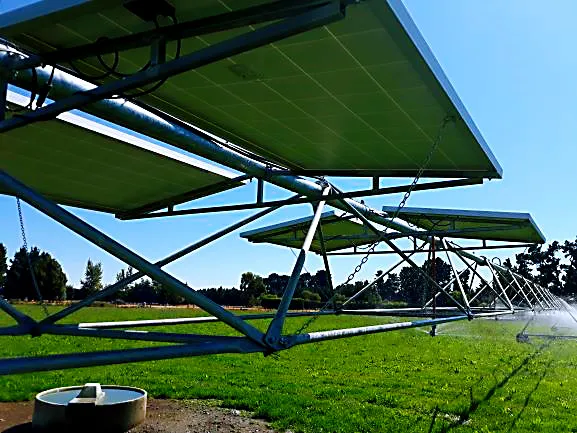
[
  {"left": 381, "top": 206, "right": 546, "bottom": 244},
  {"left": 0, "top": 90, "right": 243, "bottom": 213},
  {"left": 241, "top": 210, "right": 381, "bottom": 253},
  {"left": 0, "top": 0, "right": 502, "bottom": 178}
]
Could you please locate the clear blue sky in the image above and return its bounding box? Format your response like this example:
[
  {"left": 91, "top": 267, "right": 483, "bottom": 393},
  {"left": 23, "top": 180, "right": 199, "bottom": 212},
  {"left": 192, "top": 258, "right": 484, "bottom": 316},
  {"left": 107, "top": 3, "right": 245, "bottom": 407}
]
[{"left": 1, "top": 0, "right": 575, "bottom": 289}]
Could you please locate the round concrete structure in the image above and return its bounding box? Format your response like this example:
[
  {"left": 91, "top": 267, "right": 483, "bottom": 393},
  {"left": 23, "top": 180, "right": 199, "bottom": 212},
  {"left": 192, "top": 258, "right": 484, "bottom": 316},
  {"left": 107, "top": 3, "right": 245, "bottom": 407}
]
[{"left": 33, "top": 383, "right": 147, "bottom": 432}]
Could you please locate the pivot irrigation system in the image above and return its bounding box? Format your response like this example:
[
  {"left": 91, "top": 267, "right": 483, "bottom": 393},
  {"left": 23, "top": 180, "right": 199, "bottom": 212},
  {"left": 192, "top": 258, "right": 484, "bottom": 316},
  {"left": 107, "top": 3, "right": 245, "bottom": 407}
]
[{"left": 0, "top": 0, "right": 564, "bottom": 375}]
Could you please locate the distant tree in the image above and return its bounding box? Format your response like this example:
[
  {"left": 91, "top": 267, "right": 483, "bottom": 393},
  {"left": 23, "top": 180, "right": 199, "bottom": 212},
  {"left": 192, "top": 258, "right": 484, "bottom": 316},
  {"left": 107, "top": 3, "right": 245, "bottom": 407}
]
[
  {"left": 240, "top": 272, "right": 266, "bottom": 306},
  {"left": 528, "top": 242, "right": 562, "bottom": 294},
  {"left": 399, "top": 266, "right": 425, "bottom": 306},
  {"left": 302, "top": 290, "right": 321, "bottom": 302},
  {"left": 264, "top": 273, "right": 289, "bottom": 297},
  {"left": 4, "top": 247, "right": 66, "bottom": 300},
  {"left": 80, "top": 259, "right": 103, "bottom": 295},
  {"left": 379, "top": 273, "right": 400, "bottom": 301},
  {"left": 154, "top": 280, "right": 185, "bottom": 305},
  {"left": 0, "top": 243, "right": 7, "bottom": 292},
  {"left": 124, "top": 279, "right": 157, "bottom": 303},
  {"left": 514, "top": 249, "right": 534, "bottom": 278},
  {"left": 561, "top": 239, "right": 577, "bottom": 297}
]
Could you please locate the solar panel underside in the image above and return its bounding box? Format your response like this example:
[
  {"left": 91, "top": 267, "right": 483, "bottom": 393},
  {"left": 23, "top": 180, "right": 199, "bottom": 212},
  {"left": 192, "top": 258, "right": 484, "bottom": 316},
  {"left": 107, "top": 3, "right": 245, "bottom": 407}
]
[
  {"left": 0, "top": 92, "right": 243, "bottom": 214},
  {"left": 241, "top": 211, "right": 381, "bottom": 253},
  {"left": 381, "top": 206, "right": 546, "bottom": 244},
  {"left": 0, "top": 0, "right": 502, "bottom": 178}
]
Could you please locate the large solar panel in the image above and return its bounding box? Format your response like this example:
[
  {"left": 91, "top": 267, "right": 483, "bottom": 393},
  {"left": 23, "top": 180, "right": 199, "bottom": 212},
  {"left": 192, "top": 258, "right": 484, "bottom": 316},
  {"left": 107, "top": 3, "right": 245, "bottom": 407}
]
[
  {"left": 381, "top": 206, "right": 546, "bottom": 244},
  {"left": 0, "top": 89, "right": 243, "bottom": 214},
  {"left": 0, "top": 0, "right": 502, "bottom": 179},
  {"left": 241, "top": 210, "right": 381, "bottom": 253}
]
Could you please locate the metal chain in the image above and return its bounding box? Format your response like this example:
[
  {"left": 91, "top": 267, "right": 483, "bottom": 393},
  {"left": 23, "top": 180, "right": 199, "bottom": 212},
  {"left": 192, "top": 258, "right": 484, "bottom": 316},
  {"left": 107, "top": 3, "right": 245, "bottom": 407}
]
[
  {"left": 17, "top": 198, "right": 50, "bottom": 317},
  {"left": 295, "top": 115, "right": 455, "bottom": 335},
  {"left": 341, "top": 115, "right": 454, "bottom": 286}
]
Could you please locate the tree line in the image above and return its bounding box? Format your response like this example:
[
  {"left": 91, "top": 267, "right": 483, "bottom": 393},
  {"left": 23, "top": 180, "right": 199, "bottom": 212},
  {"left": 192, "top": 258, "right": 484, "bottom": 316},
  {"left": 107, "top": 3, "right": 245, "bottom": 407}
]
[{"left": 1, "top": 239, "right": 577, "bottom": 308}]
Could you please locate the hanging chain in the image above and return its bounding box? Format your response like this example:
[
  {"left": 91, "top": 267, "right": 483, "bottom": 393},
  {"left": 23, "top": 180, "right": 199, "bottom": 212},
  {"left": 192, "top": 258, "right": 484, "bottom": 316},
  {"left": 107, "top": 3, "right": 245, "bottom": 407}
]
[
  {"left": 340, "top": 115, "right": 455, "bottom": 288},
  {"left": 17, "top": 198, "right": 50, "bottom": 317},
  {"left": 295, "top": 115, "right": 455, "bottom": 335}
]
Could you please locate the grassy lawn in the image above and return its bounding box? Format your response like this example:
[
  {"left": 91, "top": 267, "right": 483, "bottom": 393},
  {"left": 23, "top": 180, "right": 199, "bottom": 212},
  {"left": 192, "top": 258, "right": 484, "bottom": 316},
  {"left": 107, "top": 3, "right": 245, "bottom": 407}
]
[{"left": 1, "top": 305, "right": 577, "bottom": 432}]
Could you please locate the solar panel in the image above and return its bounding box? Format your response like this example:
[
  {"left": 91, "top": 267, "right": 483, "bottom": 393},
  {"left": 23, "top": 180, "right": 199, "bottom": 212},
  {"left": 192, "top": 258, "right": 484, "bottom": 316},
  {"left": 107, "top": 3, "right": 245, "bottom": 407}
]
[
  {"left": 0, "top": 0, "right": 502, "bottom": 178},
  {"left": 0, "top": 89, "right": 243, "bottom": 214},
  {"left": 381, "top": 206, "right": 546, "bottom": 244},
  {"left": 241, "top": 210, "right": 381, "bottom": 253}
]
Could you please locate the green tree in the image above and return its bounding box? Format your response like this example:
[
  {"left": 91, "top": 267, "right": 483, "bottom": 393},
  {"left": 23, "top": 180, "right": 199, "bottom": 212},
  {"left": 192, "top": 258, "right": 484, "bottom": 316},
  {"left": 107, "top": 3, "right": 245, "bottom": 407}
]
[
  {"left": 0, "top": 243, "right": 7, "bottom": 291},
  {"left": 528, "top": 242, "right": 562, "bottom": 294},
  {"left": 302, "top": 290, "right": 321, "bottom": 302},
  {"left": 379, "top": 273, "right": 400, "bottom": 301},
  {"left": 561, "top": 238, "right": 577, "bottom": 297},
  {"left": 80, "top": 259, "right": 103, "bottom": 295},
  {"left": 240, "top": 272, "right": 266, "bottom": 306},
  {"left": 4, "top": 247, "right": 66, "bottom": 300}
]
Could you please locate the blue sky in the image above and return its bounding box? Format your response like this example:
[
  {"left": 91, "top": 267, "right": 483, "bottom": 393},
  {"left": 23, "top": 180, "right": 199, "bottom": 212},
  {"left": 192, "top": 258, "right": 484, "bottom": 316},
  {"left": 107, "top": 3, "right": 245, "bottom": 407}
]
[{"left": 1, "top": 0, "right": 576, "bottom": 289}]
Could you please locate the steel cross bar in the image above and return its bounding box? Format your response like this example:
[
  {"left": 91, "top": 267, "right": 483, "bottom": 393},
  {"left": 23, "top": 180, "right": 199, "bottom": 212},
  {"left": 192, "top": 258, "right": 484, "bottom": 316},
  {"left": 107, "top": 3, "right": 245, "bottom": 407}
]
[
  {"left": 537, "top": 284, "right": 558, "bottom": 309},
  {"left": 519, "top": 277, "right": 546, "bottom": 310},
  {"left": 485, "top": 261, "right": 515, "bottom": 311},
  {"left": 0, "top": 170, "right": 267, "bottom": 347},
  {"left": 446, "top": 244, "right": 513, "bottom": 311},
  {"left": 39, "top": 199, "right": 293, "bottom": 326},
  {"left": 335, "top": 196, "right": 469, "bottom": 315},
  {"left": 422, "top": 268, "right": 470, "bottom": 309},
  {"left": 489, "top": 266, "right": 520, "bottom": 305},
  {"left": 265, "top": 187, "right": 330, "bottom": 344},
  {"left": 522, "top": 278, "right": 550, "bottom": 309},
  {"left": 0, "top": 296, "right": 36, "bottom": 326},
  {"left": 316, "top": 222, "right": 336, "bottom": 309},
  {"left": 43, "top": 325, "right": 250, "bottom": 345},
  {"left": 528, "top": 279, "right": 555, "bottom": 309},
  {"left": 341, "top": 240, "right": 428, "bottom": 307},
  {"left": 327, "top": 244, "right": 538, "bottom": 255},
  {"left": 120, "top": 178, "right": 484, "bottom": 219},
  {"left": 0, "top": 2, "right": 345, "bottom": 134},
  {"left": 0, "top": 339, "right": 265, "bottom": 376},
  {"left": 287, "top": 311, "right": 514, "bottom": 346},
  {"left": 71, "top": 311, "right": 337, "bottom": 329},
  {"left": 441, "top": 240, "right": 471, "bottom": 312},
  {"left": 505, "top": 270, "right": 535, "bottom": 311}
]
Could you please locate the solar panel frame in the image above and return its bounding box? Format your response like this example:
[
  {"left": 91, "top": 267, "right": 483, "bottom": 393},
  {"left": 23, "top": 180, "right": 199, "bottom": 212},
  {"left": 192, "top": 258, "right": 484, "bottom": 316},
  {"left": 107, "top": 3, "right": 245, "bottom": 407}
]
[
  {"left": 241, "top": 210, "right": 382, "bottom": 253},
  {"left": 381, "top": 205, "right": 546, "bottom": 244},
  {"left": 0, "top": 0, "right": 503, "bottom": 179},
  {"left": 0, "top": 89, "right": 244, "bottom": 214}
]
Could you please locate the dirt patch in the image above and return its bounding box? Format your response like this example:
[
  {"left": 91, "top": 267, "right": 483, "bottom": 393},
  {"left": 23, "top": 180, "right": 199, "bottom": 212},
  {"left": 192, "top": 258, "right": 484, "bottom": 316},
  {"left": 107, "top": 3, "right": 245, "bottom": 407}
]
[{"left": 0, "top": 399, "right": 279, "bottom": 433}]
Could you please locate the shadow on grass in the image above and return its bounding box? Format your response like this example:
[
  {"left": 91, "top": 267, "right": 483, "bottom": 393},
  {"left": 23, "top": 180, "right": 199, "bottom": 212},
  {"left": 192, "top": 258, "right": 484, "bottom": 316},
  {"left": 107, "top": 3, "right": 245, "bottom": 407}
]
[
  {"left": 427, "top": 341, "right": 551, "bottom": 433},
  {"left": 505, "top": 357, "right": 554, "bottom": 432}
]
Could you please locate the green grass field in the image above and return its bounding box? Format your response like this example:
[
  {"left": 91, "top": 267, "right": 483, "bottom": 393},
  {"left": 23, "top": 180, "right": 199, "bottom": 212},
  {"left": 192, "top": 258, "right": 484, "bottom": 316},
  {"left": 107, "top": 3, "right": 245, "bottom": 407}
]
[{"left": 2, "top": 305, "right": 577, "bottom": 432}]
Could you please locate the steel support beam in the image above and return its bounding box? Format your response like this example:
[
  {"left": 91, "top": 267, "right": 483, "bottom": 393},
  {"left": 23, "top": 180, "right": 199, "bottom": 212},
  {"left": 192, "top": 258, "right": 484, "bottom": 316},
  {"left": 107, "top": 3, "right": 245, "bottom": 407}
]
[
  {"left": 119, "top": 178, "right": 483, "bottom": 219},
  {"left": 0, "top": 338, "right": 265, "bottom": 376},
  {"left": 341, "top": 241, "right": 428, "bottom": 307},
  {"left": 39, "top": 199, "right": 292, "bottom": 326},
  {"left": 265, "top": 187, "right": 330, "bottom": 343},
  {"left": 327, "top": 244, "right": 537, "bottom": 255},
  {"left": 288, "top": 311, "right": 513, "bottom": 346}
]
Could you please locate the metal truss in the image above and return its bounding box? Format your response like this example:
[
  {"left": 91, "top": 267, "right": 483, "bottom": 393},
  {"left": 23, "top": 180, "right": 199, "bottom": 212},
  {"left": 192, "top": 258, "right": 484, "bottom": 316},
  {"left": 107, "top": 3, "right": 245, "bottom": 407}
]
[
  {"left": 0, "top": 0, "right": 564, "bottom": 375},
  {"left": 0, "top": 168, "right": 562, "bottom": 375}
]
